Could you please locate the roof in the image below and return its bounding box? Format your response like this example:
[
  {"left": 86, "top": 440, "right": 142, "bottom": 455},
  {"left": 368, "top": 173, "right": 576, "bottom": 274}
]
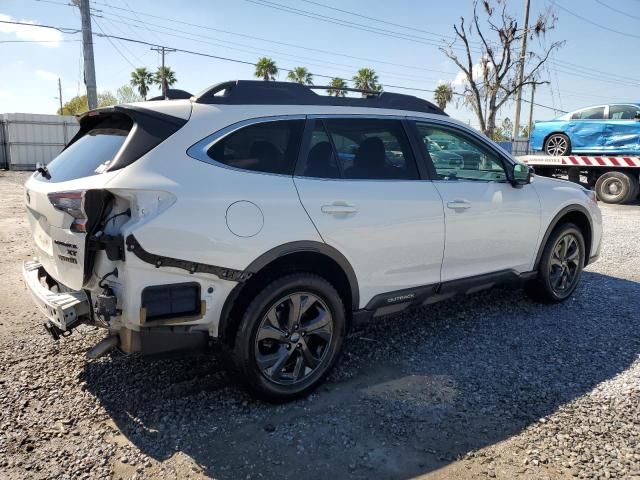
[{"left": 192, "top": 80, "right": 447, "bottom": 116}]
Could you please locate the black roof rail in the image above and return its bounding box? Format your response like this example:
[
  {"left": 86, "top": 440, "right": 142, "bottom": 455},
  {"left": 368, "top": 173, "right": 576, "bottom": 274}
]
[{"left": 192, "top": 80, "right": 446, "bottom": 116}]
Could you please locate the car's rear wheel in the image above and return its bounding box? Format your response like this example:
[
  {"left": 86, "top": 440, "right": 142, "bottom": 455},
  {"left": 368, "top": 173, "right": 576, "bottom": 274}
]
[
  {"left": 232, "top": 273, "right": 345, "bottom": 401},
  {"left": 595, "top": 171, "right": 638, "bottom": 204},
  {"left": 544, "top": 133, "right": 571, "bottom": 156},
  {"left": 527, "top": 223, "right": 585, "bottom": 303}
]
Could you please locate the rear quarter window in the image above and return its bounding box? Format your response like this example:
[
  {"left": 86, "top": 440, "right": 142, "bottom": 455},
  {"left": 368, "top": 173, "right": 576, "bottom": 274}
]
[{"left": 206, "top": 119, "right": 305, "bottom": 175}]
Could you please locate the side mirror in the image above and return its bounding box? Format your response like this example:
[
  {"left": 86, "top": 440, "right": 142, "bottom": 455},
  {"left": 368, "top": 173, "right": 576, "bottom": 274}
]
[
  {"left": 634, "top": 112, "right": 640, "bottom": 121},
  {"left": 511, "top": 163, "right": 532, "bottom": 187}
]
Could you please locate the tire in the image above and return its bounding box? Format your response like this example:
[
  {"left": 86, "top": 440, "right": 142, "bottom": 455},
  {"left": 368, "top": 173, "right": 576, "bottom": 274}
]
[
  {"left": 544, "top": 133, "right": 571, "bottom": 156},
  {"left": 231, "top": 273, "right": 346, "bottom": 402},
  {"left": 595, "top": 171, "right": 638, "bottom": 204},
  {"left": 527, "top": 223, "right": 585, "bottom": 303}
]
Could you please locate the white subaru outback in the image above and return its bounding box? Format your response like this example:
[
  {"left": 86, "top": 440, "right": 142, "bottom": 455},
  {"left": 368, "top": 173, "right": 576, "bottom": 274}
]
[{"left": 22, "top": 80, "right": 602, "bottom": 400}]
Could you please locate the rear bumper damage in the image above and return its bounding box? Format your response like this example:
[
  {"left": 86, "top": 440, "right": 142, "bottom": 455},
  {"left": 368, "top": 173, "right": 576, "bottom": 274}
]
[{"left": 22, "top": 260, "right": 90, "bottom": 334}]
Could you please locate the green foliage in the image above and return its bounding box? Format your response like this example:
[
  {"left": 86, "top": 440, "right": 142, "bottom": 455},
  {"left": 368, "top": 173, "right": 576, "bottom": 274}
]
[
  {"left": 287, "top": 67, "right": 313, "bottom": 85},
  {"left": 255, "top": 57, "right": 278, "bottom": 81},
  {"left": 327, "top": 77, "right": 347, "bottom": 97},
  {"left": 352, "top": 68, "right": 381, "bottom": 96},
  {"left": 130, "top": 67, "right": 154, "bottom": 100},
  {"left": 153, "top": 66, "right": 177, "bottom": 93},
  {"left": 493, "top": 117, "right": 514, "bottom": 141},
  {"left": 433, "top": 83, "right": 453, "bottom": 111},
  {"left": 116, "top": 84, "right": 143, "bottom": 104},
  {"left": 57, "top": 91, "right": 117, "bottom": 115}
]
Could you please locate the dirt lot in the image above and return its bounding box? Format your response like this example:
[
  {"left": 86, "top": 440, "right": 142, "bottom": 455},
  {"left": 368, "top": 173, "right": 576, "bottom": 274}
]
[{"left": 0, "top": 170, "right": 638, "bottom": 480}]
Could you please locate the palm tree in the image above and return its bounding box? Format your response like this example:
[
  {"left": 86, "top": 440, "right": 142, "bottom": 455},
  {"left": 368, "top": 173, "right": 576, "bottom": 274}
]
[
  {"left": 130, "top": 67, "right": 154, "bottom": 100},
  {"left": 153, "top": 66, "right": 177, "bottom": 97},
  {"left": 327, "top": 77, "right": 348, "bottom": 97},
  {"left": 352, "top": 68, "right": 381, "bottom": 96},
  {"left": 434, "top": 83, "right": 453, "bottom": 111},
  {"left": 255, "top": 57, "right": 278, "bottom": 81},
  {"left": 287, "top": 66, "right": 313, "bottom": 85}
]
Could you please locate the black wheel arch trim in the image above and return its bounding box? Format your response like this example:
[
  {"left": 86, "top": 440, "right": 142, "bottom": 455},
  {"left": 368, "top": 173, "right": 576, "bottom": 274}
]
[
  {"left": 242, "top": 240, "right": 360, "bottom": 309},
  {"left": 533, "top": 204, "right": 593, "bottom": 269}
]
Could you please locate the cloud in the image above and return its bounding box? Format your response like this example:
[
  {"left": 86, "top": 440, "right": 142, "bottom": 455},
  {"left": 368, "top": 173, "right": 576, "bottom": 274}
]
[
  {"left": 0, "top": 13, "right": 63, "bottom": 47},
  {"left": 36, "top": 69, "right": 59, "bottom": 81},
  {"left": 453, "top": 60, "right": 493, "bottom": 86}
]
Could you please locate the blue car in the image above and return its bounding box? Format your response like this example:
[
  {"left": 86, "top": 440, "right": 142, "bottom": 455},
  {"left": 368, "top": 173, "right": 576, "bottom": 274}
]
[{"left": 530, "top": 103, "right": 640, "bottom": 156}]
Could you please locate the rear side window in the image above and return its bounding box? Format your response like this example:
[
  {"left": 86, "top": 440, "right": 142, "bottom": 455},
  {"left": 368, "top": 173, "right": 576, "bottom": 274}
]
[
  {"left": 300, "top": 118, "right": 418, "bottom": 180},
  {"left": 609, "top": 104, "right": 640, "bottom": 120},
  {"left": 571, "top": 106, "right": 605, "bottom": 120},
  {"left": 207, "top": 120, "right": 304, "bottom": 175},
  {"left": 37, "top": 116, "right": 132, "bottom": 183}
]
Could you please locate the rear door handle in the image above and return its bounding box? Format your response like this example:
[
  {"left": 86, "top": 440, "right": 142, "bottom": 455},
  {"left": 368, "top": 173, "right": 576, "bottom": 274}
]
[
  {"left": 446, "top": 200, "right": 472, "bottom": 210},
  {"left": 321, "top": 203, "right": 357, "bottom": 215}
]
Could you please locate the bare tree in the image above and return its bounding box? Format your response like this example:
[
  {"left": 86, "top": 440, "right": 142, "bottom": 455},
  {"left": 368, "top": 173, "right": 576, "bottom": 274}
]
[{"left": 441, "top": 1, "right": 563, "bottom": 138}]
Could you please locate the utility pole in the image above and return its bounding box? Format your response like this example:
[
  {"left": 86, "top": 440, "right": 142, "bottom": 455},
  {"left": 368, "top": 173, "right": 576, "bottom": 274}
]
[
  {"left": 57, "top": 78, "right": 63, "bottom": 114},
  {"left": 512, "top": 0, "right": 531, "bottom": 140},
  {"left": 527, "top": 83, "right": 536, "bottom": 142},
  {"left": 150, "top": 46, "right": 176, "bottom": 98},
  {"left": 79, "top": 0, "right": 98, "bottom": 109}
]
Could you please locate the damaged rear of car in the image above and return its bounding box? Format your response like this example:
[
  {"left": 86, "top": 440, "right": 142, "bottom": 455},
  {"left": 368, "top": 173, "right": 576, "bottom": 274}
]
[{"left": 23, "top": 101, "right": 196, "bottom": 356}]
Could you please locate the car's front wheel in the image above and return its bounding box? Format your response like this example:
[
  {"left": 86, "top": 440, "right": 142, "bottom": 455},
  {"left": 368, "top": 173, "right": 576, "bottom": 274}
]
[
  {"left": 544, "top": 133, "right": 571, "bottom": 156},
  {"left": 232, "top": 273, "right": 346, "bottom": 401},
  {"left": 527, "top": 223, "right": 585, "bottom": 303}
]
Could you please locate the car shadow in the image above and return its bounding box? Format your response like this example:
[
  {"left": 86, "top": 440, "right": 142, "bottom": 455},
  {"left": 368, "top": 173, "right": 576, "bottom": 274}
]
[{"left": 81, "top": 270, "right": 640, "bottom": 479}]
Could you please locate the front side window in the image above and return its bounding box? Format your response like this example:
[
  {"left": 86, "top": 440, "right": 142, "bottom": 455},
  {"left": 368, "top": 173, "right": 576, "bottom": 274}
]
[
  {"left": 609, "top": 104, "right": 640, "bottom": 120},
  {"left": 414, "top": 122, "right": 507, "bottom": 182},
  {"left": 571, "top": 106, "right": 605, "bottom": 120},
  {"left": 207, "top": 119, "right": 304, "bottom": 175},
  {"left": 309, "top": 118, "right": 418, "bottom": 180}
]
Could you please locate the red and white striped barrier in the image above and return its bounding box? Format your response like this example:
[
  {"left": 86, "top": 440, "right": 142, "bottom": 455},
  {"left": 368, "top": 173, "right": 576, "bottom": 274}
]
[{"left": 518, "top": 155, "right": 640, "bottom": 168}]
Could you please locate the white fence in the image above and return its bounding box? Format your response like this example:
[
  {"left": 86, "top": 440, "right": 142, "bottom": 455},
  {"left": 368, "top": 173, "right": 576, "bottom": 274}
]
[{"left": 1, "top": 113, "right": 79, "bottom": 170}]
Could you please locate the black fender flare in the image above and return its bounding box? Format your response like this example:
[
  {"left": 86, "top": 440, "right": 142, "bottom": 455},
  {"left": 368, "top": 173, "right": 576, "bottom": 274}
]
[
  {"left": 217, "top": 241, "right": 360, "bottom": 343},
  {"left": 533, "top": 204, "right": 593, "bottom": 269},
  {"left": 242, "top": 240, "right": 360, "bottom": 309}
]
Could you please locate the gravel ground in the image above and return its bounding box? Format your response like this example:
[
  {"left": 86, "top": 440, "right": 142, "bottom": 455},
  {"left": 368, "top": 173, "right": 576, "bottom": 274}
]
[{"left": 0, "top": 171, "right": 638, "bottom": 480}]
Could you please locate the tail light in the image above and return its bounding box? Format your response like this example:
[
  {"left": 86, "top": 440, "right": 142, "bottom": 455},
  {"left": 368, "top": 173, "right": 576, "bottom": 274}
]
[{"left": 48, "top": 190, "right": 88, "bottom": 232}]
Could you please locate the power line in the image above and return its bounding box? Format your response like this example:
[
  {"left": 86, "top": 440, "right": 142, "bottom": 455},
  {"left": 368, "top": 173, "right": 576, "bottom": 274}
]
[
  {"left": 0, "top": 39, "right": 81, "bottom": 43},
  {"left": 297, "top": 0, "right": 467, "bottom": 44},
  {"left": 90, "top": 0, "right": 462, "bottom": 73},
  {"left": 594, "top": 0, "right": 640, "bottom": 22},
  {"left": 0, "top": 18, "right": 589, "bottom": 113},
  {"left": 92, "top": 17, "right": 136, "bottom": 68},
  {"left": 244, "top": 0, "right": 454, "bottom": 48},
  {"left": 93, "top": 12, "right": 447, "bottom": 84},
  {"left": 550, "top": 1, "right": 640, "bottom": 40},
  {"left": 0, "top": 19, "right": 80, "bottom": 34}
]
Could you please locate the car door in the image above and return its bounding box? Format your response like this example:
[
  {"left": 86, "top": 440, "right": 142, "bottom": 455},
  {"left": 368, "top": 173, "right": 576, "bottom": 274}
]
[
  {"left": 602, "top": 104, "right": 640, "bottom": 153},
  {"left": 411, "top": 119, "right": 541, "bottom": 282},
  {"left": 565, "top": 105, "right": 607, "bottom": 152},
  {"left": 294, "top": 117, "right": 445, "bottom": 308}
]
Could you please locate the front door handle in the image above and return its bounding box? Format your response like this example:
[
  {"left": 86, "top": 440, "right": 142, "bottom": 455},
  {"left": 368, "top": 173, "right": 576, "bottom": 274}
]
[
  {"left": 446, "top": 200, "right": 472, "bottom": 210},
  {"left": 321, "top": 203, "right": 357, "bottom": 215}
]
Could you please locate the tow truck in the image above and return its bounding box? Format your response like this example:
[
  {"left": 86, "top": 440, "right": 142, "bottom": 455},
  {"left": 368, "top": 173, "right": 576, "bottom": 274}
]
[{"left": 516, "top": 154, "right": 640, "bottom": 204}]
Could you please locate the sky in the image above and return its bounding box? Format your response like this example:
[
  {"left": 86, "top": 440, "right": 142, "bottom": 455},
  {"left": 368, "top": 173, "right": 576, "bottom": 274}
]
[{"left": 1, "top": 0, "right": 639, "bottom": 129}]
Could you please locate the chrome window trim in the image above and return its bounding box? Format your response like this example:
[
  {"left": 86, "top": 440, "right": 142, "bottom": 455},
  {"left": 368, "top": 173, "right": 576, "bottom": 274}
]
[
  {"left": 407, "top": 116, "right": 513, "bottom": 184},
  {"left": 186, "top": 114, "right": 306, "bottom": 177}
]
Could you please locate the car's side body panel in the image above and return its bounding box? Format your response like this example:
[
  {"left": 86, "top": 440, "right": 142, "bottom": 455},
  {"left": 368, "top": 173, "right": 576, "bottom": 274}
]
[{"left": 530, "top": 103, "right": 640, "bottom": 154}]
